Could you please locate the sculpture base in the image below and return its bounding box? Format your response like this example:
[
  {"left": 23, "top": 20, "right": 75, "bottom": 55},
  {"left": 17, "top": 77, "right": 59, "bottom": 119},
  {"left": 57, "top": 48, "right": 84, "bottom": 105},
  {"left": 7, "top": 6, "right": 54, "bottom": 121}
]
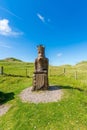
[{"left": 32, "top": 71, "right": 49, "bottom": 91}]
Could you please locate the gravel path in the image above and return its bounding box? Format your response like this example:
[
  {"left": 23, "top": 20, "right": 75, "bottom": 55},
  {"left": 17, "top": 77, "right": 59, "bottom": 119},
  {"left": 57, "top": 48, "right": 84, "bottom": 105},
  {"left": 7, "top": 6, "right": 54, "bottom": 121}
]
[
  {"left": 0, "top": 104, "right": 11, "bottom": 116},
  {"left": 20, "top": 86, "right": 63, "bottom": 104}
]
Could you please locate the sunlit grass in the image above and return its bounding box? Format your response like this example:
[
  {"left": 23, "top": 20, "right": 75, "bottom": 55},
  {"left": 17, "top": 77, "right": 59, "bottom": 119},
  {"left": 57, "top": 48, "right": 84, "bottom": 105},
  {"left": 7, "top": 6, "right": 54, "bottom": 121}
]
[{"left": 0, "top": 61, "right": 87, "bottom": 130}]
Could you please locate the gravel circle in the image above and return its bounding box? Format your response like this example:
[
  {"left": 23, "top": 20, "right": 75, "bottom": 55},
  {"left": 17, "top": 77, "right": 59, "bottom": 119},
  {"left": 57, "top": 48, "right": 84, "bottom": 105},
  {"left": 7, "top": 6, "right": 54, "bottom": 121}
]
[
  {"left": 0, "top": 104, "right": 11, "bottom": 116},
  {"left": 20, "top": 86, "right": 63, "bottom": 104}
]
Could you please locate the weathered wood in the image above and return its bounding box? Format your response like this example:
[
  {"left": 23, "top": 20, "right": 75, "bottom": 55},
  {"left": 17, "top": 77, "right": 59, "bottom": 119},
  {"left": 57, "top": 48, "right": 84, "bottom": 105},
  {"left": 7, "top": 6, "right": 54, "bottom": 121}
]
[
  {"left": 75, "top": 71, "right": 77, "bottom": 80},
  {"left": 26, "top": 69, "right": 27, "bottom": 77},
  {"left": 63, "top": 68, "right": 66, "bottom": 74},
  {"left": 0, "top": 66, "right": 4, "bottom": 75},
  {"left": 32, "top": 45, "right": 49, "bottom": 91}
]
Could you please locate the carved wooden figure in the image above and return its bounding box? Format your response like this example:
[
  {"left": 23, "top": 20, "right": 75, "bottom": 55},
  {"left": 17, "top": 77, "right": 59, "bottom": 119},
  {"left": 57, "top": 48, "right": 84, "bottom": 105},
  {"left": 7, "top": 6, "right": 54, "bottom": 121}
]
[{"left": 32, "top": 45, "right": 49, "bottom": 91}]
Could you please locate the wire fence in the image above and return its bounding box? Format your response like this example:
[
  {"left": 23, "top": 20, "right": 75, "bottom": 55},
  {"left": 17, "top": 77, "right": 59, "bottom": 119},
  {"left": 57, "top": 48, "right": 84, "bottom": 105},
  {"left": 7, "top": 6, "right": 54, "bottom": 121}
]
[
  {"left": 49, "top": 67, "right": 87, "bottom": 80},
  {"left": 0, "top": 66, "right": 87, "bottom": 80},
  {"left": 0, "top": 66, "right": 33, "bottom": 78}
]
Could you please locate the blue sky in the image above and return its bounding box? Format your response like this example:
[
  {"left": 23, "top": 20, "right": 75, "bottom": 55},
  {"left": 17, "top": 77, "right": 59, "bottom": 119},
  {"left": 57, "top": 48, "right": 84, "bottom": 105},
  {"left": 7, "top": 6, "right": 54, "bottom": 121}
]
[{"left": 0, "top": 0, "right": 87, "bottom": 65}]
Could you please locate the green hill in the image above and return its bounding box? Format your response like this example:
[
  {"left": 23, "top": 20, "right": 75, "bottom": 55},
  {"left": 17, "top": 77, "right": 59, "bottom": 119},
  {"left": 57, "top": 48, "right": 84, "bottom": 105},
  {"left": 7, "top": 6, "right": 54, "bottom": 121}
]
[
  {"left": 76, "top": 61, "right": 87, "bottom": 65},
  {"left": 75, "top": 61, "right": 87, "bottom": 71},
  {"left": 0, "top": 57, "right": 23, "bottom": 62}
]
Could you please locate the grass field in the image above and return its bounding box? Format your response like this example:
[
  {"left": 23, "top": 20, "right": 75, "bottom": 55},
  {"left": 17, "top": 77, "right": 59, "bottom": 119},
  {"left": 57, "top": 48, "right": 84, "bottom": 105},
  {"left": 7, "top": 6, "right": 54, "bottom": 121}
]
[{"left": 0, "top": 59, "right": 87, "bottom": 130}]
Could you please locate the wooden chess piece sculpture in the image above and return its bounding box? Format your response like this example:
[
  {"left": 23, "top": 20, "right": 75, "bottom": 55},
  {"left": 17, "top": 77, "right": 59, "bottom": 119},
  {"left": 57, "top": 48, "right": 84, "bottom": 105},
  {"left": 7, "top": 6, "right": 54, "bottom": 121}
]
[{"left": 32, "top": 45, "right": 49, "bottom": 91}]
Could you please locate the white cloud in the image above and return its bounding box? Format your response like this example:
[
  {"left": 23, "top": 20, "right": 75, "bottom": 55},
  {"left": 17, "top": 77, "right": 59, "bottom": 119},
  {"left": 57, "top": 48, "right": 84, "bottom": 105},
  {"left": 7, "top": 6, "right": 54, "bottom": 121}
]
[
  {"left": 37, "top": 13, "right": 51, "bottom": 25},
  {"left": 0, "top": 42, "right": 11, "bottom": 48},
  {"left": 37, "top": 13, "right": 45, "bottom": 23},
  {"left": 0, "top": 44, "right": 11, "bottom": 48},
  {"left": 57, "top": 53, "right": 63, "bottom": 57},
  {"left": 0, "top": 19, "right": 11, "bottom": 35},
  {"left": 0, "top": 19, "right": 23, "bottom": 36}
]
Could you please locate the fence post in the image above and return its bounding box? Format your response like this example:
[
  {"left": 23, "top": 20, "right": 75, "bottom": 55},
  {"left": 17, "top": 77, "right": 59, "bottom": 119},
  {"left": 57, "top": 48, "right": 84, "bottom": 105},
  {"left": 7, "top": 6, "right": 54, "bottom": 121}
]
[
  {"left": 63, "top": 68, "right": 66, "bottom": 75},
  {"left": 49, "top": 68, "right": 51, "bottom": 76},
  {"left": 75, "top": 71, "right": 77, "bottom": 80},
  {"left": 0, "top": 66, "right": 4, "bottom": 75},
  {"left": 26, "top": 68, "right": 27, "bottom": 77}
]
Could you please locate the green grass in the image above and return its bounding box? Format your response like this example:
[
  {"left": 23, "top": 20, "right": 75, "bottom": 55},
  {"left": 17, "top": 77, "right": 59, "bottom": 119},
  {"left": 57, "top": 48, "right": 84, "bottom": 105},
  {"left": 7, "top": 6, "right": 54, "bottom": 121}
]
[{"left": 0, "top": 61, "right": 87, "bottom": 130}]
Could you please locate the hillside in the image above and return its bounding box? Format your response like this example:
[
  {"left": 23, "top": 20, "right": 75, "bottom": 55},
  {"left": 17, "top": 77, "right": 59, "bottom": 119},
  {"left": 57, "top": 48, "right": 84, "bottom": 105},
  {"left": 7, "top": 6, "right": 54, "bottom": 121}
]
[
  {"left": 0, "top": 57, "right": 23, "bottom": 62},
  {"left": 0, "top": 57, "right": 87, "bottom": 67},
  {"left": 0, "top": 59, "right": 87, "bottom": 130},
  {"left": 75, "top": 61, "right": 87, "bottom": 70}
]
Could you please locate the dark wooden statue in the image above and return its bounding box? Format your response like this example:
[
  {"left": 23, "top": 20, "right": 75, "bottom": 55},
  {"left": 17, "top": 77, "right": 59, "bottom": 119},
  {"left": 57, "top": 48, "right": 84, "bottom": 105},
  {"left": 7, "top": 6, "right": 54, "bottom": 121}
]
[{"left": 32, "top": 45, "right": 49, "bottom": 91}]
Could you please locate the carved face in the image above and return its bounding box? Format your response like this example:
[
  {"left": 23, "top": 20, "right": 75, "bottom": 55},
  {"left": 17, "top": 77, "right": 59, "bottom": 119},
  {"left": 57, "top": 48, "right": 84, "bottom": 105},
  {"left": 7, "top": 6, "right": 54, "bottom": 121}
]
[{"left": 38, "top": 50, "right": 44, "bottom": 58}]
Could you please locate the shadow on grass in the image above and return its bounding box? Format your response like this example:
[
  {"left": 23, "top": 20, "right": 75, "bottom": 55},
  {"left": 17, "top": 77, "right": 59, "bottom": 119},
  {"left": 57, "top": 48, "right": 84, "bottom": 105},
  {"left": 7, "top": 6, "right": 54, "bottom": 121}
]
[
  {"left": 3, "top": 73, "right": 30, "bottom": 78},
  {"left": 59, "top": 85, "right": 84, "bottom": 92},
  {"left": 48, "top": 85, "right": 84, "bottom": 92},
  {"left": 0, "top": 91, "right": 14, "bottom": 105}
]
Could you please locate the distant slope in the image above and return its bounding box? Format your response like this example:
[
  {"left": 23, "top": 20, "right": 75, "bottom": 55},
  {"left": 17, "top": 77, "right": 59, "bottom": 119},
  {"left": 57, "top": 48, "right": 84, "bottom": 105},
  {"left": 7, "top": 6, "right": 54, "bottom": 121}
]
[
  {"left": 76, "top": 61, "right": 87, "bottom": 65},
  {"left": 75, "top": 61, "right": 87, "bottom": 70},
  {"left": 0, "top": 58, "right": 87, "bottom": 70},
  {"left": 0, "top": 57, "right": 23, "bottom": 62}
]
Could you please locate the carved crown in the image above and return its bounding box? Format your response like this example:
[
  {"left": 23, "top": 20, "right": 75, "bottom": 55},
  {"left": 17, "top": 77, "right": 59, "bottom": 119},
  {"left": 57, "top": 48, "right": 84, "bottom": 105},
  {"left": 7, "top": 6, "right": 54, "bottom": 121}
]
[{"left": 37, "top": 45, "right": 45, "bottom": 52}]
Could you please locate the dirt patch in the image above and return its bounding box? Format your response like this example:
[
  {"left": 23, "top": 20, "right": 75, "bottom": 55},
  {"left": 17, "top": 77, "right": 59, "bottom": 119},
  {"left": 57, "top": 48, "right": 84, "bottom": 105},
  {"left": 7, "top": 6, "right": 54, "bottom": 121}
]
[
  {"left": 0, "top": 104, "right": 11, "bottom": 116},
  {"left": 20, "top": 86, "right": 63, "bottom": 104}
]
